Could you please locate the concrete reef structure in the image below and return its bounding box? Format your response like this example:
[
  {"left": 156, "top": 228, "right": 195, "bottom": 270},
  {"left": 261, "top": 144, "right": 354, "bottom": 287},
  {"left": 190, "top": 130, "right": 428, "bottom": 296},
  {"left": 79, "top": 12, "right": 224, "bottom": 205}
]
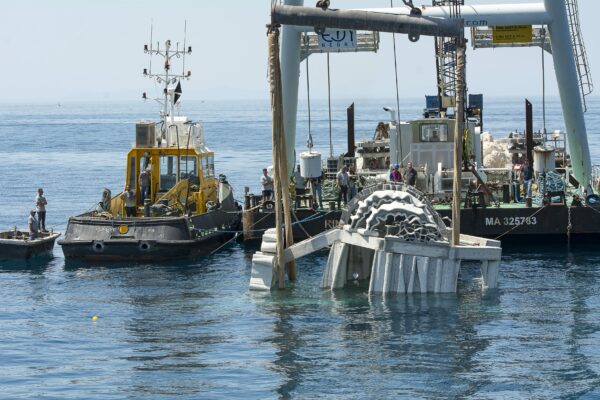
[{"left": 250, "top": 184, "right": 501, "bottom": 294}]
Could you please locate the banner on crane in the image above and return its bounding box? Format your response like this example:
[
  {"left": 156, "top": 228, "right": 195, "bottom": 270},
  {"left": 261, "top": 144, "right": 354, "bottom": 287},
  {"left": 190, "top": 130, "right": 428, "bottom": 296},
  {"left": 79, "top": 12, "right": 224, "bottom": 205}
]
[
  {"left": 318, "top": 30, "right": 357, "bottom": 50},
  {"left": 492, "top": 25, "right": 532, "bottom": 44}
]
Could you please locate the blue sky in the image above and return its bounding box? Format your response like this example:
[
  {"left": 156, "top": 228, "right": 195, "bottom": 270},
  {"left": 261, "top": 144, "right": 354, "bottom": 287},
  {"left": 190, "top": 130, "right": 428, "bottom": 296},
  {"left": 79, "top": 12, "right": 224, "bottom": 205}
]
[{"left": 0, "top": 0, "right": 597, "bottom": 102}]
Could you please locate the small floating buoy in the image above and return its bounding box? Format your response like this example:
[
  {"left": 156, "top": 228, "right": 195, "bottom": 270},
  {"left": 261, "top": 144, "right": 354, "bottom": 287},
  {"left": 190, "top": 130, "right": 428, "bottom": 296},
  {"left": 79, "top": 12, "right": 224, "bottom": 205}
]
[{"left": 91, "top": 315, "right": 99, "bottom": 321}]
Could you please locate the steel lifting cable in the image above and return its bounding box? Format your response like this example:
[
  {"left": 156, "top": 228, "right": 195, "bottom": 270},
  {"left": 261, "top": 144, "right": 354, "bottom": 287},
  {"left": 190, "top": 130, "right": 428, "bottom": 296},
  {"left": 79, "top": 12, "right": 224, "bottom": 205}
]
[
  {"left": 304, "top": 34, "right": 313, "bottom": 150},
  {"left": 541, "top": 25, "right": 547, "bottom": 143},
  {"left": 391, "top": 0, "right": 403, "bottom": 163},
  {"left": 327, "top": 53, "right": 333, "bottom": 158},
  {"left": 209, "top": 232, "right": 241, "bottom": 255}
]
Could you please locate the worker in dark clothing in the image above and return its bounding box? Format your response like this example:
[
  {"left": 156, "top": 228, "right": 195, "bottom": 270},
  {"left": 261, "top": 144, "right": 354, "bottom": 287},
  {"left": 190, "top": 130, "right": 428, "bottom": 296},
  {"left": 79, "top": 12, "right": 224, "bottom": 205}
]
[
  {"left": 403, "top": 162, "right": 417, "bottom": 186},
  {"left": 521, "top": 159, "right": 534, "bottom": 198}
]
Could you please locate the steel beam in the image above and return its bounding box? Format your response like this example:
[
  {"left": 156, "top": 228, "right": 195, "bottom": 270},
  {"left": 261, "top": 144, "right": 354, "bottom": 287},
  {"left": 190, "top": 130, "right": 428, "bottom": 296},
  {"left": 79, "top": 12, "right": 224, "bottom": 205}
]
[{"left": 272, "top": 5, "right": 462, "bottom": 40}]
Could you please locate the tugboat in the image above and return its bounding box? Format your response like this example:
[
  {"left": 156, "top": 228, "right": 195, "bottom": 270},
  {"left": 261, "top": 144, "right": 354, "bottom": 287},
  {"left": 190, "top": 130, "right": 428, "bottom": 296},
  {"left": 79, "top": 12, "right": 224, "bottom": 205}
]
[{"left": 59, "top": 39, "right": 240, "bottom": 261}]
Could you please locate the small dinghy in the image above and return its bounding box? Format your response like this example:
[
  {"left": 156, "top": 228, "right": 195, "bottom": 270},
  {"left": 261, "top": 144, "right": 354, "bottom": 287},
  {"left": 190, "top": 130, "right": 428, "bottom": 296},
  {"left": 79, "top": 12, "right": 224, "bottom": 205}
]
[{"left": 0, "top": 229, "right": 61, "bottom": 260}]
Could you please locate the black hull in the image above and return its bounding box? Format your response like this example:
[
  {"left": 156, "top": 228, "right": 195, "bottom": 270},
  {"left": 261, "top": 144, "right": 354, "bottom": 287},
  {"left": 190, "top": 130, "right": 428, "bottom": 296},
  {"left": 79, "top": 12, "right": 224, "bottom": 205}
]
[
  {"left": 60, "top": 231, "right": 235, "bottom": 262},
  {"left": 59, "top": 208, "right": 240, "bottom": 262},
  {"left": 0, "top": 233, "right": 60, "bottom": 260},
  {"left": 242, "top": 204, "right": 600, "bottom": 246}
]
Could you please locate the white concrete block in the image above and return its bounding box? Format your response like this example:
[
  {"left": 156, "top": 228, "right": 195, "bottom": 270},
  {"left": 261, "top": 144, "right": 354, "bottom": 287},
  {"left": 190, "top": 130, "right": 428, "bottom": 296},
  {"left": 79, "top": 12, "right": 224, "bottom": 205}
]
[
  {"left": 321, "top": 241, "right": 350, "bottom": 290},
  {"left": 406, "top": 255, "right": 417, "bottom": 293},
  {"left": 369, "top": 250, "right": 387, "bottom": 293},
  {"left": 331, "top": 242, "right": 350, "bottom": 289},
  {"left": 395, "top": 254, "right": 407, "bottom": 294},
  {"left": 434, "top": 258, "right": 444, "bottom": 292},
  {"left": 382, "top": 252, "right": 394, "bottom": 294},
  {"left": 440, "top": 259, "right": 460, "bottom": 293},
  {"left": 481, "top": 260, "right": 500, "bottom": 289},
  {"left": 250, "top": 252, "right": 276, "bottom": 291},
  {"left": 416, "top": 256, "right": 430, "bottom": 293},
  {"left": 260, "top": 241, "right": 277, "bottom": 254}
]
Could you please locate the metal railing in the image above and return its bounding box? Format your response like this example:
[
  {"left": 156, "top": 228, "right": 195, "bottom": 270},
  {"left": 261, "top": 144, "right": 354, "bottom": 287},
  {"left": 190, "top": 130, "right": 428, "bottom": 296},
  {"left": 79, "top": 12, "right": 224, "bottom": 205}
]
[{"left": 566, "top": 0, "right": 593, "bottom": 112}]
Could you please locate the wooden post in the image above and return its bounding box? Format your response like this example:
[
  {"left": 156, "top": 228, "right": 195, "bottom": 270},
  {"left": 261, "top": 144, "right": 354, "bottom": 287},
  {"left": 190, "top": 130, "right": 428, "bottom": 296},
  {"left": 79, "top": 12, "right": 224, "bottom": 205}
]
[
  {"left": 451, "top": 29, "right": 466, "bottom": 247},
  {"left": 268, "top": 27, "right": 286, "bottom": 288},
  {"left": 276, "top": 88, "right": 297, "bottom": 281},
  {"left": 268, "top": 26, "right": 297, "bottom": 287}
]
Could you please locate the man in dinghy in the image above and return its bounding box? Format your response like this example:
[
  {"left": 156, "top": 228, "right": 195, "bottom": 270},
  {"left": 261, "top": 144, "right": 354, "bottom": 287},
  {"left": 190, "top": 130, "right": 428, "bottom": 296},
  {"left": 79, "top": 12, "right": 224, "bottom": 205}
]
[
  {"left": 28, "top": 210, "right": 39, "bottom": 240},
  {"left": 36, "top": 188, "right": 47, "bottom": 232}
]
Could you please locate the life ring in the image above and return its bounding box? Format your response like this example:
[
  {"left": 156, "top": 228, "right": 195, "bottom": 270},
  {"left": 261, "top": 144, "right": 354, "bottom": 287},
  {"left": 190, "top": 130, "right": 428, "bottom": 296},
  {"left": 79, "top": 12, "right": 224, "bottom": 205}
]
[
  {"left": 586, "top": 194, "right": 600, "bottom": 207},
  {"left": 263, "top": 200, "right": 275, "bottom": 211},
  {"left": 369, "top": 159, "right": 376, "bottom": 169},
  {"left": 138, "top": 241, "right": 151, "bottom": 251},
  {"left": 206, "top": 201, "right": 217, "bottom": 211},
  {"left": 92, "top": 240, "right": 105, "bottom": 253}
]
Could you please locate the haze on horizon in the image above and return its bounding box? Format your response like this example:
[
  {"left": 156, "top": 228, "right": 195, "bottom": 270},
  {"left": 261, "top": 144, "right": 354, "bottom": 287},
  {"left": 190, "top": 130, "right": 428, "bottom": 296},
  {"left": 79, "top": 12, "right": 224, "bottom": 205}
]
[{"left": 1, "top": 0, "right": 598, "bottom": 103}]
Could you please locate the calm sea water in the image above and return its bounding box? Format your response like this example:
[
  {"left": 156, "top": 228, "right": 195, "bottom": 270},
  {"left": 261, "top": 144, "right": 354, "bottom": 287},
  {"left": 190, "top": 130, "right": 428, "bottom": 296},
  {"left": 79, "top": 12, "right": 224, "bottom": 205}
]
[{"left": 1, "top": 97, "right": 600, "bottom": 399}]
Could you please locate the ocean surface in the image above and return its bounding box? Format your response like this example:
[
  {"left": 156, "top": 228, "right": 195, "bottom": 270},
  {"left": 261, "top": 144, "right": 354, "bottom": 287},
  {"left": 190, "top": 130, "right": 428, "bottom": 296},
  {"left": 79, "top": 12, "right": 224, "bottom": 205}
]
[{"left": 1, "top": 97, "right": 600, "bottom": 399}]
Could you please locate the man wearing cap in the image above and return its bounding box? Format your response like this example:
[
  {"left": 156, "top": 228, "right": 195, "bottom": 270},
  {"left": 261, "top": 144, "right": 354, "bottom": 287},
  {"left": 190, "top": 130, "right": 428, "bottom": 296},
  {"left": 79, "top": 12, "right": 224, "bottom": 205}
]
[
  {"left": 28, "top": 210, "right": 39, "bottom": 240},
  {"left": 389, "top": 164, "right": 402, "bottom": 183}
]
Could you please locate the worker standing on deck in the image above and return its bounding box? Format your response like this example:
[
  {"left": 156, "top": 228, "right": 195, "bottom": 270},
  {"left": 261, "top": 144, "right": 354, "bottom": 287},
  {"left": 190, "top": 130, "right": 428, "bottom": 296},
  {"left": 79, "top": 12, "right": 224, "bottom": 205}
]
[
  {"left": 348, "top": 167, "right": 358, "bottom": 201},
  {"left": 122, "top": 185, "right": 137, "bottom": 217},
  {"left": 521, "top": 159, "right": 534, "bottom": 199},
  {"left": 294, "top": 165, "right": 306, "bottom": 208},
  {"left": 389, "top": 164, "right": 402, "bottom": 183},
  {"left": 260, "top": 168, "right": 274, "bottom": 203},
  {"left": 293, "top": 165, "right": 305, "bottom": 196},
  {"left": 28, "top": 209, "right": 39, "bottom": 240},
  {"left": 337, "top": 165, "right": 349, "bottom": 208},
  {"left": 403, "top": 162, "right": 417, "bottom": 186},
  {"left": 35, "top": 188, "right": 47, "bottom": 232},
  {"left": 139, "top": 168, "right": 151, "bottom": 202},
  {"left": 312, "top": 170, "right": 324, "bottom": 209}
]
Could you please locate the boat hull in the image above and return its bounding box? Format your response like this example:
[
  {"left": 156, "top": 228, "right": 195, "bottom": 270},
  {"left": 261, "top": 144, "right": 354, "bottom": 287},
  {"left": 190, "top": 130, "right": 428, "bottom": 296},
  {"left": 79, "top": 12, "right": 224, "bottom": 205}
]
[
  {"left": 59, "top": 209, "right": 240, "bottom": 262},
  {"left": 59, "top": 233, "right": 234, "bottom": 262},
  {"left": 242, "top": 204, "right": 600, "bottom": 245},
  {"left": 0, "top": 231, "right": 61, "bottom": 260}
]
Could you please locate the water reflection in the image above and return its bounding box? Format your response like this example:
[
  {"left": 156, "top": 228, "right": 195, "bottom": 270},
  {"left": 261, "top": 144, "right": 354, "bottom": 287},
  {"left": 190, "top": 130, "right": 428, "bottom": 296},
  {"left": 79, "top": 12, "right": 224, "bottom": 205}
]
[
  {"left": 252, "top": 256, "right": 502, "bottom": 398},
  {"left": 564, "top": 251, "right": 600, "bottom": 391},
  {"left": 0, "top": 254, "right": 56, "bottom": 274}
]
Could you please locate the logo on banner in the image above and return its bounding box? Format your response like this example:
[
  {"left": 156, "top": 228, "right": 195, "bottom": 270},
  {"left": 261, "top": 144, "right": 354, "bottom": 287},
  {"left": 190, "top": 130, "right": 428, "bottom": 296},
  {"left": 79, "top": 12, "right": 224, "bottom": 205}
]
[{"left": 318, "top": 30, "right": 357, "bottom": 50}]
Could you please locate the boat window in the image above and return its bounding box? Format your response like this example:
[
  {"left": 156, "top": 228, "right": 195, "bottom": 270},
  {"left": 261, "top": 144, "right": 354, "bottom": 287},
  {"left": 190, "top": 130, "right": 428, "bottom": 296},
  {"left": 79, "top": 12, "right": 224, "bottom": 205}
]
[
  {"left": 128, "top": 156, "right": 136, "bottom": 190},
  {"left": 179, "top": 156, "right": 199, "bottom": 184},
  {"left": 420, "top": 124, "right": 448, "bottom": 142},
  {"left": 159, "top": 155, "right": 177, "bottom": 191},
  {"left": 201, "top": 155, "right": 215, "bottom": 178}
]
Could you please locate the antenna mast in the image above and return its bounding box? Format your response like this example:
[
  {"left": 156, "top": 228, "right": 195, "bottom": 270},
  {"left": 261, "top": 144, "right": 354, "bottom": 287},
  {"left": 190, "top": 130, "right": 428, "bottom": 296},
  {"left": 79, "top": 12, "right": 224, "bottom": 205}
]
[{"left": 143, "top": 31, "right": 193, "bottom": 133}]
